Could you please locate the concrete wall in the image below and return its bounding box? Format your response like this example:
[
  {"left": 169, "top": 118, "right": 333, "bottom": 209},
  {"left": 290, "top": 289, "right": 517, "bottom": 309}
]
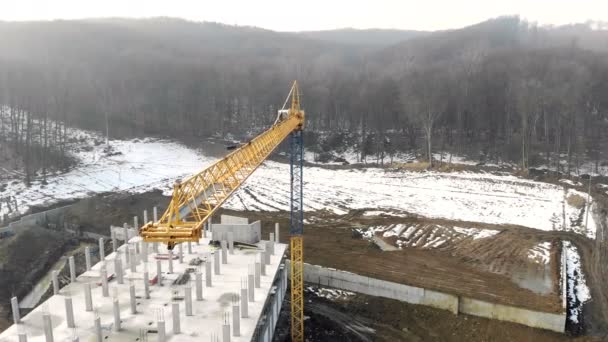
[
  {"left": 221, "top": 214, "right": 248, "bottom": 225},
  {"left": 459, "top": 297, "right": 565, "bottom": 332},
  {"left": 211, "top": 220, "right": 261, "bottom": 244},
  {"left": 298, "top": 262, "right": 566, "bottom": 333},
  {"left": 301, "top": 263, "right": 458, "bottom": 314},
  {"left": 0, "top": 204, "right": 73, "bottom": 238}
]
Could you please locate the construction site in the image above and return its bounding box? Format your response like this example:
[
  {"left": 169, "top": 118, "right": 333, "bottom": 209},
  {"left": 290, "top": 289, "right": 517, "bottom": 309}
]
[{"left": 0, "top": 81, "right": 607, "bottom": 342}]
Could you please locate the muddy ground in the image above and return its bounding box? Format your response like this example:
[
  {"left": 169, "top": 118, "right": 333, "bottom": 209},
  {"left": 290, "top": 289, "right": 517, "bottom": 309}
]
[{"left": 273, "top": 284, "right": 601, "bottom": 342}]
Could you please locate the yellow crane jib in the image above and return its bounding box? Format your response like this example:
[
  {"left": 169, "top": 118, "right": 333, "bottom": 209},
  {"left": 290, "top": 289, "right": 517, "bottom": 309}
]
[{"left": 139, "top": 81, "right": 304, "bottom": 249}]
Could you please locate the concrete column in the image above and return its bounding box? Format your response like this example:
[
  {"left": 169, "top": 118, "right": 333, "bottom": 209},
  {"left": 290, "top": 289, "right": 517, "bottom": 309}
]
[
  {"left": 178, "top": 243, "right": 184, "bottom": 263},
  {"left": 43, "top": 312, "right": 53, "bottom": 342},
  {"left": 153, "top": 207, "right": 158, "bottom": 222},
  {"left": 248, "top": 274, "right": 255, "bottom": 302},
  {"left": 133, "top": 216, "right": 139, "bottom": 229},
  {"left": 222, "top": 322, "right": 230, "bottom": 342},
  {"left": 113, "top": 299, "right": 121, "bottom": 331},
  {"left": 129, "top": 247, "right": 136, "bottom": 273},
  {"left": 232, "top": 305, "right": 240, "bottom": 337},
  {"left": 64, "top": 297, "right": 75, "bottom": 328},
  {"left": 144, "top": 272, "right": 150, "bottom": 299},
  {"left": 221, "top": 241, "right": 228, "bottom": 264},
  {"left": 85, "top": 246, "right": 92, "bottom": 271},
  {"left": 69, "top": 256, "right": 76, "bottom": 283},
  {"left": 187, "top": 241, "right": 192, "bottom": 255},
  {"left": 129, "top": 283, "right": 137, "bottom": 314},
  {"left": 115, "top": 256, "right": 124, "bottom": 284},
  {"left": 275, "top": 223, "right": 279, "bottom": 243},
  {"left": 185, "top": 286, "right": 192, "bottom": 316},
  {"left": 205, "top": 262, "right": 212, "bottom": 287},
  {"left": 240, "top": 288, "right": 248, "bottom": 318},
  {"left": 143, "top": 210, "right": 148, "bottom": 224},
  {"left": 154, "top": 242, "right": 159, "bottom": 253},
  {"left": 165, "top": 250, "right": 173, "bottom": 274},
  {"left": 269, "top": 234, "right": 275, "bottom": 254},
  {"left": 100, "top": 267, "right": 109, "bottom": 297},
  {"left": 135, "top": 241, "right": 140, "bottom": 257},
  {"left": 111, "top": 231, "right": 117, "bottom": 253},
  {"left": 157, "top": 320, "right": 165, "bottom": 342},
  {"left": 11, "top": 297, "right": 20, "bottom": 324},
  {"left": 84, "top": 283, "right": 93, "bottom": 311},
  {"left": 142, "top": 242, "right": 148, "bottom": 263},
  {"left": 98, "top": 238, "right": 105, "bottom": 260},
  {"left": 264, "top": 244, "right": 271, "bottom": 265},
  {"left": 228, "top": 232, "right": 234, "bottom": 255},
  {"left": 156, "top": 260, "right": 162, "bottom": 286},
  {"left": 123, "top": 223, "right": 129, "bottom": 245},
  {"left": 172, "top": 303, "right": 180, "bottom": 334},
  {"left": 18, "top": 332, "right": 27, "bottom": 342},
  {"left": 269, "top": 293, "right": 276, "bottom": 334},
  {"left": 260, "top": 252, "right": 266, "bottom": 276},
  {"left": 52, "top": 271, "right": 59, "bottom": 295},
  {"left": 195, "top": 272, "right": 203, "bottom": 300},
  {"left": 94, "top": 316, "right": 102, "bottom": 342},
  {"left": 254, "top": 263, "right": 261, "bottom": 288},
  {"left": 214, "top": 252, "right": 220, "bottom": 275}
]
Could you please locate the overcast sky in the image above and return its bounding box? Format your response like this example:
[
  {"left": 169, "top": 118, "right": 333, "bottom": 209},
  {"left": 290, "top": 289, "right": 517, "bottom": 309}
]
[{"left": 2, "top": 0, "right": 606, "bottom": 31}]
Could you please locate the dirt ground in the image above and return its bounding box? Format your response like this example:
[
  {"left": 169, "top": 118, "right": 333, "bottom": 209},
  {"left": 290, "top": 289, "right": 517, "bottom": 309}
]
[
  {"left": 273, "top": 284, "right": 601, "bottom": 342},
  {"left": 225, "top": 209, "right": 563, "bottom": 312}
]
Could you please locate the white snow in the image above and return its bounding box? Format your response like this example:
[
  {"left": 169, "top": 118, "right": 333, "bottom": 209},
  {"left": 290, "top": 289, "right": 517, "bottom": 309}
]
[
  {"left": 226, "top": 163, "right": 597, "bottom": 237},
  {"left": 563, "top": 240, "right": 591, "bottom": 323},
  {"left": 0, "top": 122, "right": 599, "bottom": 240},
  {"left": 562, "top": 189, "right": 596, "bottom": 239},
  {"left": 363, "top": 210, "right": 408, "bottom": 217},
  {"left": 0, "top": 128, "right": 212, "bottom": 217},
  {"left": 559, "top": 179, "right": 582, "bottom": 187},
  {"left": 306, "top": 286, "right": 355, "bottom": 300},
  {"left": 452, "top": 226, "right": 501, "bottom": 240},
  {"left": 528, "top": 242, "right": 552, "bottom": 265}
]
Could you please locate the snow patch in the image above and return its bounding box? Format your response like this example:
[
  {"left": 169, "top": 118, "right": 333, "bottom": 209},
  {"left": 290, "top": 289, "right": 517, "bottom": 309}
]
[
  {"left": 564, "top": 241, "right": 591, "bottom": 324},
  {"left": 528, "top": 242, "right": 551, "bottom": 265},
  {"left": 305, "top": 286, "right": 355, "bottom": 301},
  {"left": 452, "top": 227, "right": 501, "bottom": 240}
]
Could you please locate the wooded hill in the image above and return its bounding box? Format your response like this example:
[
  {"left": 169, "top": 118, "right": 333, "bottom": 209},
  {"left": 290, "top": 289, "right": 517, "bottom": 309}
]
[{"left": 0, "top": 16, "right": 607, "bottom": 179}]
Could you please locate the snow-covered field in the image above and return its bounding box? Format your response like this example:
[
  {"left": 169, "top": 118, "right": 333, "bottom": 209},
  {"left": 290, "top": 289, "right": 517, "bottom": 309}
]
[
  {"left": 0, "top": 130, "right": 212, "bottom": 217},
  {"left": 1, "top": 128, "right": 598, "bottom": 240},
  {"left": 227, "top": 162, "right": 597, "bottom": 238}
]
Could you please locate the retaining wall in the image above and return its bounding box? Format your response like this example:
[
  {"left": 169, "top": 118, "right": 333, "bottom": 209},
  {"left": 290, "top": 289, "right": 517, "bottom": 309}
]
[
  {"left": 459, "top": 297, "right": 565, "bottom": 333},
  {"left": 297, "top": 262, "right": 566, "bottom": 333},
  {"left": 0, "top": 204, "right": 72, "bottom": 237}
]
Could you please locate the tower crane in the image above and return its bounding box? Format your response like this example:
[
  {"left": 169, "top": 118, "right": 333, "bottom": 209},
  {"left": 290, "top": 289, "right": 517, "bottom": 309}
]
[{"left": 139, "top": 81, "right": 305, "bottom": 341}]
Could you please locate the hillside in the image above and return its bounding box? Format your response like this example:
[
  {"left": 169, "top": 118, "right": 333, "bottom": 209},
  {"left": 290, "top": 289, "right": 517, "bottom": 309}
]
[{"left": 0, "top": 16, "right": 607, "bottom": 181}]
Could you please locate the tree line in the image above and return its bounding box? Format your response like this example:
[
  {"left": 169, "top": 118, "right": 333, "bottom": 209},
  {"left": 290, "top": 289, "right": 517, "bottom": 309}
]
[{"left": 0, "top": 16, "right": 607, "bottom": 183}]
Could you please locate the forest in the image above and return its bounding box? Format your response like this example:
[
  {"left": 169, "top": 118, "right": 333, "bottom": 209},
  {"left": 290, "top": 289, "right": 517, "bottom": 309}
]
[{"left": 0, "top": 16, "right": 607, "bottom": 184}]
